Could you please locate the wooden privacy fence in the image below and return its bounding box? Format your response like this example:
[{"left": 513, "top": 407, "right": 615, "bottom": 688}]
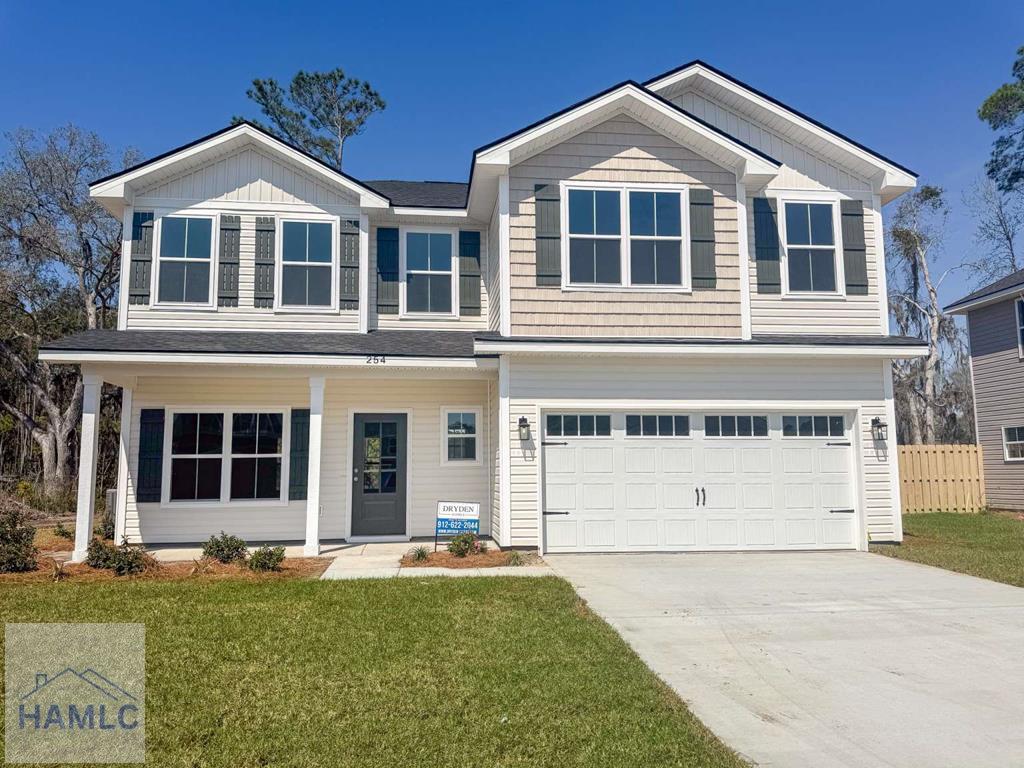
[{"left": 898, "top": 445, "right": 986, "bottom": 513}]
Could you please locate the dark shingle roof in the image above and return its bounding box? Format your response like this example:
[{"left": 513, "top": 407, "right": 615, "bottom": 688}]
[
  {"left": 945, "top": 268, "right": 1024, "bottom": 311},
  {"left": 43, "top": 329, "right": 498, "bottom": 358},
  {"left": 362, "top": 180, "right": 468, "bottom": 209}
]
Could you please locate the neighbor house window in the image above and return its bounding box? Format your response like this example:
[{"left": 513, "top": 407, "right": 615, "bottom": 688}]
[
  {"left": 545, "top": 413, "right": 612, "bottom": 438},
  {"left": 403, "top": 230, "right": 455, "bottom": 314},
  {"left": 704, "top": 415, "right": 769, "bottom": 438},
  {"left": 230, "top": 413, "right": 284, "bottom": 500},
  {"left": 1017, "top": 298, "right": 1024, "bottom": 356},
  {"left": 169, "top": 413, "right": 223, "bottom": 501},
  {"left": 157, "top": 216, "right": 213, "bottom": 304},
  {"left": 628, "top": 191, "right": 683, "bottom": 286},
  {"left": 1003, "top": 426, "right": 1024, "bottom": 461},
  {"left": 783, "top": 201, "right": 838, "bottom": 293},
  {"left": 626, "top": 414, "right": 690, "bottom": 437},
  {"left": 442, "top": 408, "right": 480, "bottom": 464},
  {"left": 782, "top": 415, "right": 845, "bottom": 438},
  {"left": 281, "top": 220, "right": 333, "bottom": 307}
]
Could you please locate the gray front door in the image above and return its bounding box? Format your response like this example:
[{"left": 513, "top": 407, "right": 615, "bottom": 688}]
[{"left": 351, "top": 413, "right": 407, "bottom": 537}]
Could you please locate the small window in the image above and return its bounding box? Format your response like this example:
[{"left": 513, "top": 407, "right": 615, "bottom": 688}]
[
  {"left": 157, "top": 216, "right": 212, "bottom": 304},
  {"left": 629, "top": 191, "right": 683, "bottom": 286},
  {"left": 704, "top": 415, "right": 768, "bottom": 438},
  {"left": 169, "top": 413, "right": 223, "bottom": 501},
  {"left": 443, "top": 409, "right": 478, "bottom": 463},
  {"left": 568, "top": 189, "right": 622, "bottom": 285},
  {"left": 1017, "top": 299, "right": 1024, "bottom": 356},
  {"left": 1003, "top": 426, "right": 1024, "bottom": 461},
  {"left": 782, "top": 414, "right": 845, "bottom": 438},
  {"left": 230, "top": 413, "right": 284, "bottom": 500},
  {"left": 545, "top": 413, "right": 611, "bottom": 438},
  {"left": 405, "top": 231, "right": 454, "bottom": 314},
  {"left": 626, "top": 414, "right": 690, "bottom": 437},
  {"left": 281, "top": 221, "right": 333, "bottom": 307},
  {"left": 784, "top": 202, "right": 837, "bottom": 293}
]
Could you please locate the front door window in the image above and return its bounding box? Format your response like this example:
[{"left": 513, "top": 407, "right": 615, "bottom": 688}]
[{"left": 362, "top": 419, "right": 398, "bottom": 494}]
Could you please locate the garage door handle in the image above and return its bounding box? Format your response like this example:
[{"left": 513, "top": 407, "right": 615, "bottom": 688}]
[
  {"left": 542, "top": 441, "right": 568, "bottom": 446},
  {"left": 829, "top": 508, "right": 856, "bottom": 514},
  {"left": 542, "top": 510, "right": 570, "bottom": 516},
  {"left": 826, "top": 441, "right": 851, "bottom": 446},
  {"left": 701, "top": 487, "right": 706, "bottom": 506}
]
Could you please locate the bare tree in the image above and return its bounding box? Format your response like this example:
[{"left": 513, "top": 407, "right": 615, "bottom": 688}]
[
  {"left": 963, "top": 177, "right": 1024, "bottom": 284},
  {"left": 0, "top": 126, "right": 128, "bottom": 497}
]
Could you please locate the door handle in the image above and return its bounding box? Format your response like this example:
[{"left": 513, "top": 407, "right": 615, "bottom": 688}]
[
  {"left": 829, "top": 508, "right": 856, "bottom": 514},
  {"left": 542, "top": 510, "right": 570, "bottom": 516},
  {"left": 701, "top": 487, "right": 706, "bottom": 507},
  {"left": 826, "top": 441, "right": 852, "bottom": 447},
  {"left": 696, "top": 487, "right": 700, "bottom": 507},
  {"left": 542, "top": 441, "right": 568, "bottom": 446}
]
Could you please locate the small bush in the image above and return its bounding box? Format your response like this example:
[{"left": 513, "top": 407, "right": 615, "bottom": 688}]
[
  {"left": 85, "top": 538, "right": 117, "bottom": 569},
  {"left": 202, "top": 531, "right": 248, "bottom": 564},
  {"left": 53, "top": 522, "right": 75, "bottom": 541},
  {"left": 248, "top": 545, "right": 286, "bottom": 572},
  {"left": 0, "top": 502, "right": 38, "bottom": 573},
  {"left": 409, "top": 545, "right": 430, "bottom": 562},
  {"left": 447, "top": 532, "right": 481, "bottom": 558},
  {"left": 506, "top": 550, "right": 524, "bottom": 567},
  {"left": 109, "top": 542, "right": 146, "bottom": 577},
  {"left": 94, "top": 513, "right": 115, "bottom": 541}
]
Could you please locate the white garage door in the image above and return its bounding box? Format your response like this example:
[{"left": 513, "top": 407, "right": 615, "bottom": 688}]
[{"left": 542, "top": 412, "right": 857, "bottom": 552}]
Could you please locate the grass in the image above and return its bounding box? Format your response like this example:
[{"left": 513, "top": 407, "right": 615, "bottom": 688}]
[
  {"left": 0, "top": 576, "right": 744, "bottom": 767},
  {"left": 872, "top": 511, "right": 1024, "bottom": 587}
]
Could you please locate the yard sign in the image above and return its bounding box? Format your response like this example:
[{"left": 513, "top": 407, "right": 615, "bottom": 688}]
[{"left": 435, "top": 501, "right": 480, "bottom": 537}]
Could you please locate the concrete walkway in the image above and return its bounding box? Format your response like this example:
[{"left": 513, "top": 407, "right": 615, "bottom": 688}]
[{"left": 547, "top": 551, "right": 1024, "bottom": 768}]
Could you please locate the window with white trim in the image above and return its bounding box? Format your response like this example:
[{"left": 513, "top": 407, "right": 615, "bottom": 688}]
[
  {"left": 169, "top": 413, "right": 224, "bottom": 501},
  {"left": 564, "top": 184, "right": 689, "bottom": 289},
  {"left": 402, "top": 230, "right": 455, "bottom": 315},
  {"left": 442, "top": 408, "right": 479, "bottom": 463},
  {"left": 281, "top": 220, "right": 334, "bottom": 307},
  {"left": 704, "top": 415, "right": 768, "bottom": 438},
  {"left": 545, "top": 413, "right": 612, "bottom": 437},
  {"left": 157, "top": 216, "right": 214, "bottom": 304},
  {"left": 230, "top": 413, "right": 284, "bottom": 499},
  {"left": 1016, "top": 298, "right": 1024, "bottom": 356},
  {"left": 626, "top": 414, "right": 690, "bottom": 437},
  {"left": 782, "top": 201, "right": 839, "bottom": 293},
  {"left": 1003, "top": 426, "right": 1024, "bottom": 461},
  {"left": 782, "top": 415, "right": 844, "bottom": 438}
]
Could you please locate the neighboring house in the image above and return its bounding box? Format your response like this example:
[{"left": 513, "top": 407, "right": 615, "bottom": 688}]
[
  {"left": 42, "top": 60, "right": 926, "bottom": 561},
  {"left": 946, "top": 269, "right": 1024, "bottom": 510}
]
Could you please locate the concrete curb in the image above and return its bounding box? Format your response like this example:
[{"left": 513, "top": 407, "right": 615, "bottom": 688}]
[{"left": 320, "top": 565, "right": 552, "bottom": 580}]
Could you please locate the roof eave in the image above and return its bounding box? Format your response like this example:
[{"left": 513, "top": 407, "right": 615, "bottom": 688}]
[{"left": 945, "top": 284, "right": 1024, "bottom": 315}]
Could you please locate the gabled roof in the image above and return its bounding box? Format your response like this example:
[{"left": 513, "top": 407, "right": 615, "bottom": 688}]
[
  {"left": 945, "top": 268, "right": 1024, "bottom": 314},
  {"left": 90, "top": 121, "right": 390, "bottom": 216},
  {"left": 363, "top": 180, "right": 468, "bottom": 208}
]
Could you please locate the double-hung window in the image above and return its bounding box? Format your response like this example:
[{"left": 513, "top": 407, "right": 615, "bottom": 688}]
[
  {"left": 230, "top": 413, "right": 284, "bottom": 500},
  {"left": 782, "top": 201, "right": 840, "bottom": 294},
  {"left": 1003, "top": 426, "right": 1024, "bottom": 461},
  {"left": 402, "top": 229, "right": 456, "bottom": 315},
  {"left": 169, "top": 413, "right": 224, "bottom": 501},
  {"left": 442, "top": 408, "right": 479, "bottom": 464},
  {"left": 280, "top": 220, "right": 334, "bottom": 308},
  {"left": 564, "top": 184, "right": 688, "bottom": 289},
  {"left": 157, "top": 215, "right": 214, "bottom": 304},
  {"left": 1016, "top": 298, "right": 1024, "bottom": 356}
]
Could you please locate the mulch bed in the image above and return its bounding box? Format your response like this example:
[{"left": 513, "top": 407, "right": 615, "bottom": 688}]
[
  {"left": 400, "top": 549, "right": 539, "bottom": 569},
  {"left": 0, "top": 556, "right": 330, "bottom": 585}
]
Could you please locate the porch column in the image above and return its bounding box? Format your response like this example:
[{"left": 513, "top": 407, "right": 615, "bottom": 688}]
[
  {"left": 304, "top": 376, "right": 325, "bottom": 556},
  {"left": 71, "top": 373, "right": 102, "bottom": 562},
  {"left": 113, "top": 383, "right": 134, "bottom": 544}
]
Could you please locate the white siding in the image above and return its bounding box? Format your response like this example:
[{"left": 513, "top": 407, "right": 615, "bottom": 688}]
[
  {"left": 124, "top": 374, "right": 494, "bottom": 543},
  {"left": 504, "top": 356, "right": 899, "bottom": 547}
]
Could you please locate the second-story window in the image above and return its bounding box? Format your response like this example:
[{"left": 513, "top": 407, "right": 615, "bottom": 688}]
[
  {"left": 782, "top": 202, "right": 839, "bottom": 294},
  {"left": 402, "top": 230, "right": 456, "bottom": 315},
  {"left": 1016, "top": 298, "right": 1024, "bottom": 356},
  {"left": 629, "top": 191, "right": 683, "bottom": 286},
  {"left": 567, "top": 189, "right": 621, "bottom": 284},
  {"left": 157, "top": 216, "right": 213, "bottom": 304},
  {"left": 281, "top": 221, "right": 334, "bottom": 307}
]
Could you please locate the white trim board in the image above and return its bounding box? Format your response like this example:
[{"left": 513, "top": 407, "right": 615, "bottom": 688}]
[{"left": 473, "top": 340, "right": 928, "bottom": 359}]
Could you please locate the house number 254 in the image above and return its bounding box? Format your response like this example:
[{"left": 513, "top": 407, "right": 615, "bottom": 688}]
[{"left": 365, "top": 355, "right": 387, "bottom": 365}]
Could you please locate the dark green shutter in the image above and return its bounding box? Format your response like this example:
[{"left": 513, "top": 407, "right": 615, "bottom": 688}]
[
  {"left": 254, "top": 216, "right": 275, "bottom": 308},
  {"left": 289, "top": 409, "right": 310, "bottom": 501},
  {"left": 459, "top": 230, "right": 481, "bottom": 316},
  {"left": 128, "top": 211, "right": 154, "bottom": 305},
  {"left": 376, "top": 227, "right": 399, "bottom": 314},
  {"left": 841, "top": 200, "right": 869, "bottom": 295},
  {"left": 339, "top": 219, "right": 360, "bottom": 310},
  {"left": 753, "top": 197, "right": 782, "bottom": 294},
  {"left": 689, "top": 188, "right": 717, "bottom": 289},
  {"left": 218, "top": 215, "right": 240, "bottom": 307},
  {"left": 534, "top": 184, "right": 561, "bottom": 286},
  {"left": 136, "top": 409, "right": 164, "bottom": 503}
]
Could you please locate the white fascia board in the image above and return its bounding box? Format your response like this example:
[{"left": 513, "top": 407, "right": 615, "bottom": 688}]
[
  {"left": 647, "top": 64, "right": 916, "bottom": 196},
  {"left": 90, "top": 124, "right": 390, "bottom": 210},
  {"left": 38, "top": 349, "right": 499, "bottom": 370},
  {"left": 392, "top": 207, "right": 468, "bottom": 217},
  {"left": 473, "top": 340, "right": 928, "bottom": 359},
  {"left": 945, "top": 285, "right": 1024, "bottom": 315}
]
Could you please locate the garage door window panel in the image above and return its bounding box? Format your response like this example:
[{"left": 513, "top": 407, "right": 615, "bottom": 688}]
[
  {"left": 626, "top": 414, "right": 690, "bottom": 437},
  {"left": 546, "top": 413, "right": 611, "bottom": 438},
  {"left": 705, "top": 415, "right": 768, "bottom": 438},
  {"left": 782, "top": 414, "right": 845, "bottom": 438}
]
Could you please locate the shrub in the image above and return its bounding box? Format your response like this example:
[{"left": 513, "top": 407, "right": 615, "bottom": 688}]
[
  {"left": 409, "top": 545, "right": 430, "bottom": 562},
  {"left": 0, "top": 502, "right": 38, "bottom": 573},
  {"left": 202, "top": 531, "right": 248, "bottom": 564},
  {"left": 94, "top": 512, "right": 115, "bottom": 541},
  {"left": 109, "top": 542, "right": 146, "bottom": 577},
  {"left": 447, "top": 532, "right": 481, "bottom": 558},
  {"left": 85, "top": 538, "right": 117, "bottom": 569},
  {"left": 53, "top": 522, "right": 75, "bottom": 541},
  {"left": 506, "top": 550, "right": 524, "bottom": 567},
  {"left": 248, "top": 545, "right": 286, "bottom": 572}
]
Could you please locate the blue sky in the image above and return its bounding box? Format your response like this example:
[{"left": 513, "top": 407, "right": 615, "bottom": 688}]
[{"left": 1, "top": 0, "right": 1020, "bottom": 306}]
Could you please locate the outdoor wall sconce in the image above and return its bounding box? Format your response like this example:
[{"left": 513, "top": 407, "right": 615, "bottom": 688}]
[
  {"left": 518, "top": 417, "right": 531, "bottom": 441},
  {"left": 871, "top": 417, "right": 889, "bottom": 442}
]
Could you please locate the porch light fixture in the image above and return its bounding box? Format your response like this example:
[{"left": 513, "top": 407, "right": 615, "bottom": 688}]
[
  {"left": 871, "top": 417, "right": 888, "bottom": 442},
  {"left": 518, "top": 417, "right": 531, "bottom": 441}
]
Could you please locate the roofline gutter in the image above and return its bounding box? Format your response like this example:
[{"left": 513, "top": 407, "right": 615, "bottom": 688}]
[
  {"left": 38, "top": 349, "right": 499, "bottom": 369},
  {"left": 473, "top": 340, "right": 928, "bottom": 358},
  {"left": 945, "top": 284, "right": 1024, "bottom": 315}
]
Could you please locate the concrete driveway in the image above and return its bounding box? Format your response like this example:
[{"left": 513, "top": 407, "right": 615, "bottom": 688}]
[{"left": 546, "top": 552, "right": 1024, "bottom": 768}]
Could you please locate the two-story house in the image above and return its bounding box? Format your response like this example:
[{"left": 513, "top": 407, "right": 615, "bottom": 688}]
[
  {"left": 947, "top": 269, "right": 1024, "bottom": 510},
  {"left": 43, "top": 61, "right": 926, "bottom": 562}
]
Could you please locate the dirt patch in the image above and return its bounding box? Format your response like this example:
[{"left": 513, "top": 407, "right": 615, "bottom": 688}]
[
  {"left": 401, "top": 549, "right": 540, "bottom": 569},
  {"left": 0, "top": 556, "right": 329, "bottom": 585},
  {"left": 34, "top": 527, "right": 75, "bottom": 553}
]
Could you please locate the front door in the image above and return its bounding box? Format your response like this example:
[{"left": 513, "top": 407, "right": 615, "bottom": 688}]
[{"left": 351, "top": 413, "right": 407, "bottom": 537}]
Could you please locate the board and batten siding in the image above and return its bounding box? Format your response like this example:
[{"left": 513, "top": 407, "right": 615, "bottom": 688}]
[
  {"left": 504, "top": 356, "right": 899, "bottom": 547},
  {"left": 124, "top": 374, "right": 494, "bottom": 543},
  {"left": 508, "top": 116, "right": 742, "bottom": 337},
  {"left": 968, "top": 300, "right": 1024, "bottom": 510}
]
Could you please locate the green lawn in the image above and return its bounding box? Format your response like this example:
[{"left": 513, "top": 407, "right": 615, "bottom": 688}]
[
  {"left": 872, "top": 512, "right": 1024, "bottom": 587},
  {"left": 0, "top": 576, "right": 743, "bottom": 767}
]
